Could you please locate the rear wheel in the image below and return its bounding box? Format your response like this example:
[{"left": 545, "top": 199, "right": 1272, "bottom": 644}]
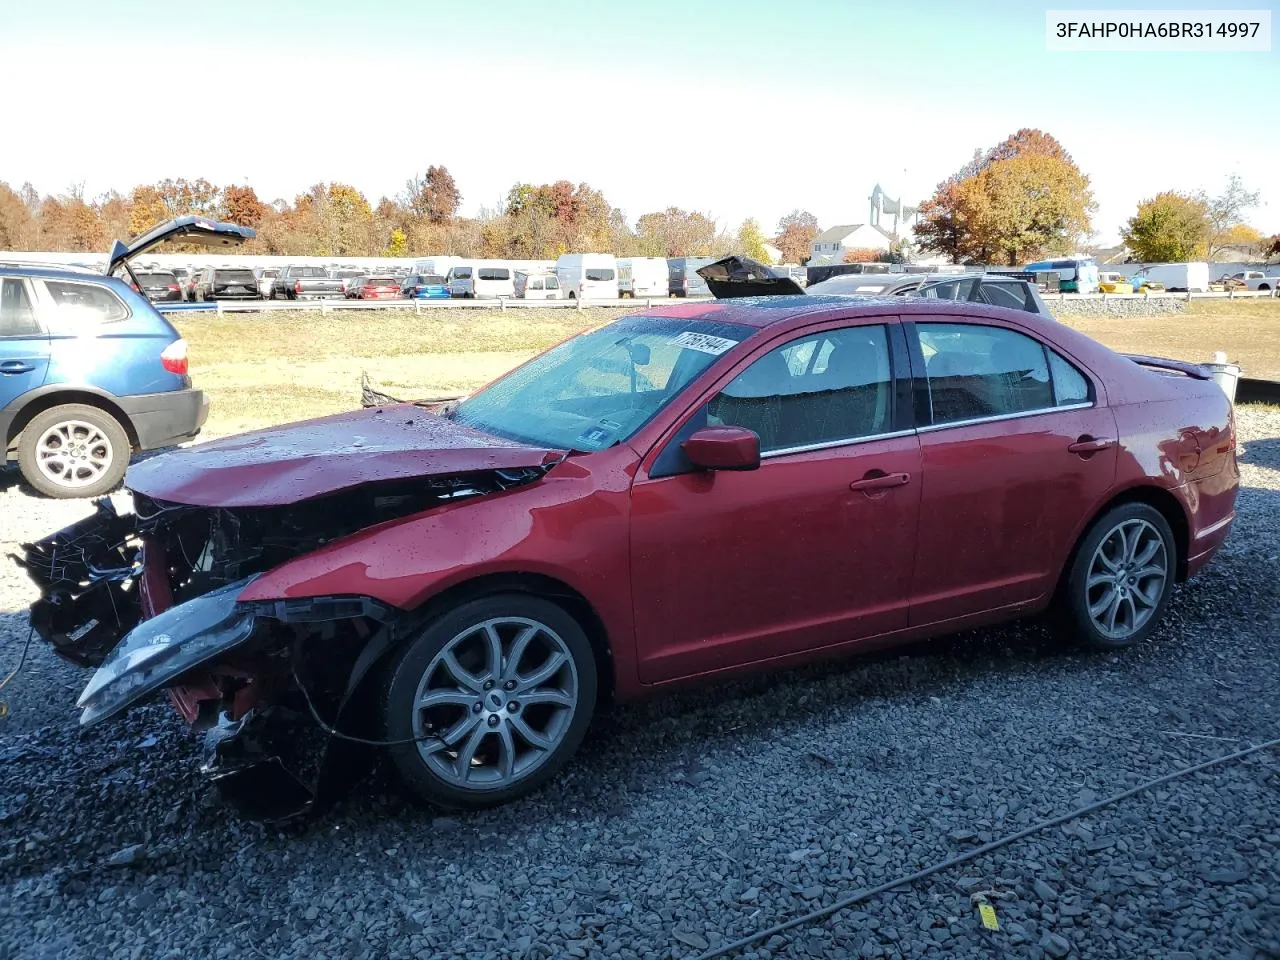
[
  {"left": 17, "top": 403, "right": 130, "bottom": 499},
  {"left": 383, "top": 594, "right": 596, "bottom": 809},
  {"left": 1054, "top": 503, "right": 1176, "bottom": 649}
]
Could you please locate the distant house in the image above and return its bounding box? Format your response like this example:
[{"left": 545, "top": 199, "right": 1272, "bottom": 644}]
[{"left": 809, "top": 224, "right": 898, "bottom": 266}]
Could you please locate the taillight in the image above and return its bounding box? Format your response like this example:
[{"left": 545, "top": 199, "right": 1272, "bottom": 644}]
[
  {"left": 160, "top": 339, "right": 189, "bottom": 375},
  {"left": 167, "top": 284, "right": 180, "bottom": 292},
  {"left": 294, "top": 281, "right": 303, "bottom": 294}
]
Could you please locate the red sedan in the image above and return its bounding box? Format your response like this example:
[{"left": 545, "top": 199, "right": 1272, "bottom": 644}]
[
  {"left": 355, "top": 275, "right": 403, "bottom": 300},
  {"left": 20, "top": 297, "right": 1238, "bottom": 815}
]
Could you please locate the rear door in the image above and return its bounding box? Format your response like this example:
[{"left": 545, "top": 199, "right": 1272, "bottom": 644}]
[
  {"left": 0, "top": 277, "right": 49, "bottom": 411},
  {"left": 905, "top": 316, "right": 1117, "bottom": 625}
]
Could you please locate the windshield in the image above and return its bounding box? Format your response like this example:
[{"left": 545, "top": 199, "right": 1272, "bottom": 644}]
[{"left": 453, "top": 316, "right": 752, "bottom": 450}]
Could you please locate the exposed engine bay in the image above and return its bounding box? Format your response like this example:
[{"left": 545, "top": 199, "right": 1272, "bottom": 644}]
[{"left": 11, "top": 465, "right": 549, "bottom": 817}]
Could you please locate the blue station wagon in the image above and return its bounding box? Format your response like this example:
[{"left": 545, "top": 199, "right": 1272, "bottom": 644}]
[{"left": 1, "top": 217, "right": 252, "bottom": 497}]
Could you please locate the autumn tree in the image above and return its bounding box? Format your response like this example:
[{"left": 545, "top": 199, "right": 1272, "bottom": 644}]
[
  {"left": 737, "top": 218, "right": 770, "bottom": 261},
  {"left": 844, "top": 247, "right": 888, "bottom": 263},
  {"left": 405, "top": 165, "right": 461, "bottom": 224},
  {"left": 1122, "top": 192, "right": 1210, "bottom": 262},
  {"left": 774, "top": 209, "right": 819, "bottom": 264},
  {"left": 636, "top": 207, "right": 717, "bottom": 257},
  {"left": 1207, "top": 175, "right": 1260, "bottom": 260},
  {"left": 0, "top": 181, "right": 40, "bottom": 250},
  {"left": 222, "top": 185, "right": 266, "bottom": 228},
  {"left": 915, "top": 130, "right": 1093, "bottom": 264}
]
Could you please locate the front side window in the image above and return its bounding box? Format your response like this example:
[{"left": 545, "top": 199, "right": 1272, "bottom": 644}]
[
  {"left": 43, "top": 280, "right": 129, "bottom": 326},
  {"left": 708, "top": 325, "right": 892, "bottom": 454},
  {"left": 0, "top": 278, "right": 39, "bottom": 337},
  {"left": 916, "top": 323, "right": 1091, "bottom": 426},
  {"left": 453, "top": 316, "right": 750, "bottom": 450}
]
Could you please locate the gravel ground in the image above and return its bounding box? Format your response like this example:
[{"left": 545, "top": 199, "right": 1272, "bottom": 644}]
[
  {"left": 1, "top": 412, "right": 1278, "bottom": 960},
  {"left": 1047, "top": 298, "right": 1188, "bottom": 319}
]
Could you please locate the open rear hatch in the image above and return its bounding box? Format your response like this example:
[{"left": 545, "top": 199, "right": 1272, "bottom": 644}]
[
  {"left": 696, "top": 256, "right": 806, "bottom": 299},
  {"left": 106, "top": 216, "right": 256, "bottom": 288}
]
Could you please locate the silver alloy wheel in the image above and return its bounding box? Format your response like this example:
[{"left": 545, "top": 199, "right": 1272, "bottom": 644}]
[
  {"left": 1085, "top": 518, "right": 1168, "bottom": 640},
  {"left": 35, "top": 419, "right": 115, "bottom": 489},
  {"left": 411, "top": 616, "right": 578, "bottom": 788}
]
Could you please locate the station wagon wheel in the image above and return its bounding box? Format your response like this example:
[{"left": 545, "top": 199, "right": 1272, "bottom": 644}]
[
  {"left": 16, "top": 403, "right": 130, "bottom": 499},
  {"left": 1055, "top": 503, "right": 1176, "bottom": 649},
  {"left": 383, "top": 594, "right": 597, "bottom": 809}
]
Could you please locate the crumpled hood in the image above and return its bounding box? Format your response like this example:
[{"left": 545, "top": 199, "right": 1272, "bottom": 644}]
[{"left": 126, "top": 405, "right": 563, "bottom": 507}]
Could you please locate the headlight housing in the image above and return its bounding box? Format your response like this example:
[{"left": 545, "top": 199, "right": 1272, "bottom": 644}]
[{"left": 77, "top": 576, "right": 258, "bottom": 727}]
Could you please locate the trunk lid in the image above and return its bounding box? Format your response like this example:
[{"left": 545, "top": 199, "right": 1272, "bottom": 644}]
[
  {"left": 125, "top": 405, "right": 564, "bottom": 507},
  {"left": 696, "top": 256, "right": 806, "bottom": 299},
  {"left": 106, "top": 216, "right": 255, "bottom": 276}
]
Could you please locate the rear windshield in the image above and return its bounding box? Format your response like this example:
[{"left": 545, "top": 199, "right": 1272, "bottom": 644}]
[
  {"left": 215, "top": 269, "right": 255, "bottom": 283},
  {"left": 586, "top": 268, "right": 615, "bottom": 281},
  {"left": 422, "top": 275, "right": 445, "bottom": 284},
  {"left": 365, "top": 276, "right": 396, "bottom": 284},
  {"left": 336, "top": 269, "right": 364, "bottom": 278},
  {"left": 136, "top": 272, "right": 176, "bottom": 284},
  {"left": 292, "top": 267, "right": 330, "bottom": 278},
  {"left": 452, "top": 267, "right": 473, "bottom": 279},
  {"left": 478, "top": 268, "right": 511, "bottom": 281}
]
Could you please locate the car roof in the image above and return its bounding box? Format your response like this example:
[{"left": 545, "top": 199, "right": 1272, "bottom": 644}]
[
  {"left": 636, "top": 294, "right": 1059, "bottom": 331},
  {"left": 0, "top": 263, "right": 117, "bottom": 283}
]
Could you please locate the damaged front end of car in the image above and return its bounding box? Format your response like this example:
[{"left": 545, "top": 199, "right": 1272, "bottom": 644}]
[{"left": 12, "top": 467, "right": 550, "bottom": 819}]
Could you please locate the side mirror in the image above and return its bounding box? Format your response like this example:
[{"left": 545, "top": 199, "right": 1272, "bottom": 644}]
[{"left": 681, "top": 426, "right": 760, "bottom": 472}]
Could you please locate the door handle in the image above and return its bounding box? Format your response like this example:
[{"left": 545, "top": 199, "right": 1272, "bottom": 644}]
[
  {"left": 0, "top": 361, "right": 35, "bottom": 375},
  {"left": 1067, "top": 437, "right": 1115, "bottom": 454},
  {"left": 849, "top": 471, "right": 911, "bottom": 492}
]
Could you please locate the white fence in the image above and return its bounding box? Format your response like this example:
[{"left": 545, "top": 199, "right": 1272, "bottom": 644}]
[{"left": 156, "top": 287, "right": 1280, "bottom": 316}]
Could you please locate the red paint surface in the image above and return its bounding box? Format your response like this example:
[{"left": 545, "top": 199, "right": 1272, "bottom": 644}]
[{"left": 126, "top": 405, "right": 561, "bottom": 507}]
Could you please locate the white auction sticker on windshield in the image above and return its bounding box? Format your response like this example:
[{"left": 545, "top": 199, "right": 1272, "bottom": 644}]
[{"left": 668, "top": 331, "right": 738, "bottom": 355}]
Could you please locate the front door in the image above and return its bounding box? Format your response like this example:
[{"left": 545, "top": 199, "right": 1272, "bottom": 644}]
[
  {"left": 905, "top": 318, "right": 1118, "bottom": 625},
  {"left": 0, "top": 277, "right": 49, "bottom": 413},
  {"left": 630, "top": 320, "right": 922, "bottom": 683}
]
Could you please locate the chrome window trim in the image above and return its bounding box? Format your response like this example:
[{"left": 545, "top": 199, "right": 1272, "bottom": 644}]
[
  {"left": 917, "top": 401, "right": 1094, "bottom": 434},
  {"left": 761, "top": 428, "right": 917, "bottom": 460}
]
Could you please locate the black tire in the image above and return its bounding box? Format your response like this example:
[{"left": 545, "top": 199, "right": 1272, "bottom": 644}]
[
  {"left": 17, "top": 403, "right": 131, "bottom": 499},
  {"left": 1053, "top": 502, "right": 1176, "bottom": 650},
  {"left": 383, "top": 593, "right": 597, "bottom": 809}
]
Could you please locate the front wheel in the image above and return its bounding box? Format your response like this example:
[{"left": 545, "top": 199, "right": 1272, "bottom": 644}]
[
  {"left": 383, "top": 594, "right": 597, "bottom": 809},
  {"left": 1054, "top": 503, "right": 1176, "bottom": 649}
]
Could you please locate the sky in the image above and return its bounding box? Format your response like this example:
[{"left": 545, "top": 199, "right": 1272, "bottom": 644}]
[{"left": 1, "top": 0, "right": 1277, "bottom": 245}]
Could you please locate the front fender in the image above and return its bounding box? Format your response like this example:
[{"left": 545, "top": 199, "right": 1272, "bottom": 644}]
[{"left": 236, "top": 452, "right": 641, "bottom": 690}]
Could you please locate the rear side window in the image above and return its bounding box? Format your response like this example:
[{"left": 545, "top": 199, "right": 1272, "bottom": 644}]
[
  {"left": 452, "top": 267, "right": 472, "bottom": 279},
  {"left": 709, "top": 325, "right": 892, "bottom": 454},
  {"left": 915, "top": 323, "right": 1091, "bottom": 426},
  {"left": 44, "top": 280, "right": 129, "bottom": 325},
  {"left": 478, "top": 268, "right": 510, "bottom": 281},
  {"left": 585, "top": 268, "right": 615, "bottom": 281},
  {"left": 979, "top": 281, "right": 1029, "bottom": 311},
  {"left": 0, "top": 279, "right": 40, "bottom": 337},
  {"left": 546, "top": 276, "right": 560, "bottom": 289}
]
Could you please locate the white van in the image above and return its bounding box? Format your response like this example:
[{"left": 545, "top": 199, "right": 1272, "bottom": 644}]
[
  {"left": 1132, "top": 262, "right": 1210, "bottom": 293},
  {"left": 617, "top": 257, "right": 670, "bottom": 298},
  {"left": 555, "top": 253, "right": 619, "bottom": 300},
  {"left": 514, "top": 271, "right": 562, "bottom": 299},
  {"left": 413, "top": 257, "right": 457, "bottom": 279},
  {"left": 446, "top": 262, "right": 516, "bottom": 299}
]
